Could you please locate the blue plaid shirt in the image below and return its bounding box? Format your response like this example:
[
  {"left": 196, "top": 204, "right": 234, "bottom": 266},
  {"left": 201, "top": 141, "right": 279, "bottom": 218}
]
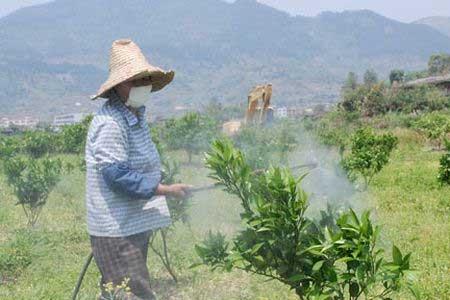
[{"left": 85, "top": 90, "right": 171, "bottom": 237}]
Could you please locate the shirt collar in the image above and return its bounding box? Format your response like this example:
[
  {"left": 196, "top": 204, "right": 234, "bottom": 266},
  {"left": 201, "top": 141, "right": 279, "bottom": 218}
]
[{"left": 109, "top": 90, "right": 146, "bottom": 127}]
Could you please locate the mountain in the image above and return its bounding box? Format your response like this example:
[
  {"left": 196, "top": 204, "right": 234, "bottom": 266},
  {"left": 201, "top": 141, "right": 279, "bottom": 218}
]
[
  {"left": 414, "top": 16, "right": 450, "bottom": 38},
  {"left": 0, "top": 0, "right": 450, "bottom": 119}
]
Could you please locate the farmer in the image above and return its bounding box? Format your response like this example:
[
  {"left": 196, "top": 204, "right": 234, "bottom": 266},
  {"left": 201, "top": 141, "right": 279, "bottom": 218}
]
[{"left": 86, "top": 39, "right": 191, "bottom": 299}]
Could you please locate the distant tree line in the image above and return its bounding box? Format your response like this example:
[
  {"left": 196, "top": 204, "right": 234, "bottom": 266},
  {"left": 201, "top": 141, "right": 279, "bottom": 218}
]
[{"left": 340, "top": 53, "right": 450, "bottom": 118}]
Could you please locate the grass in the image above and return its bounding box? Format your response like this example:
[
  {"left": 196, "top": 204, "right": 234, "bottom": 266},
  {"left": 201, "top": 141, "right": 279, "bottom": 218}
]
[{"left": 0, "top": 127, "right": 449, "bottom": 299}]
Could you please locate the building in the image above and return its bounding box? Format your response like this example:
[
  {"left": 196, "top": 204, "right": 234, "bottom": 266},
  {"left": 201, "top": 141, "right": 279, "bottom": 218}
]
[
  {"left": 402, "top": 74, "right": 450, "bottom": 95},
  {"left": 287, "top": 107, "right": 304, "bottom": 118},
  {"left": 274, "top": 107, "right": 288, "bottom": 119},
  {"left": 12, "top": 117, "right": 39, "bottom": 127},
  {"left": 304, "top": 108, "right": 314, "bottom": 116},
  {"left": 0, "top": 116, "right": 39, "bottom": 128},
  {"left": 0, "top": 117, "right": 10, "bottom": 128},
  {"left": 53, "top": 113, "right": 87, "bottom": 127}
]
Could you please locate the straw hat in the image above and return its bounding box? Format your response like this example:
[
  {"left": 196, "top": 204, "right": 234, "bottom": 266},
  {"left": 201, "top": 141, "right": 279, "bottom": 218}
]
[{"left": 91, "top": 39, "right": 175, "bottom": 100}]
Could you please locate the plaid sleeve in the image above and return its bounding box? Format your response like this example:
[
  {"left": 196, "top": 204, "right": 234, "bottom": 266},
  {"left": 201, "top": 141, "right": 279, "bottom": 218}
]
[{"left": 91, "top": 119, "right": 128, "bottom": 170}]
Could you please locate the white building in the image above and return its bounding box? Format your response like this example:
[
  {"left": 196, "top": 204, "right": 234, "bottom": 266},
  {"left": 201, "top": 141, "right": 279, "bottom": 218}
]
[
  {"left": 304, "top": 108, "right": 314, "bottom": 116},
  {"left": 274, "top": 107, "right": 288, "bottom": 119},
  {"left": 0, "top": 117, "right": 39, "bottom": 128},
  {"left": 0, "top": 117, "right": 10, "bottom": 128},
  {"left": 53, "top": 113, "right": 87, "bottom": 127}
]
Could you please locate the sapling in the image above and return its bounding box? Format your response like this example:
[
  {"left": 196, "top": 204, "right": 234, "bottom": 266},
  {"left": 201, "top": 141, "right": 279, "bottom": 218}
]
[
  {"left": 195, "top": 139, "right": 413, "bottom": 299},
  {"left": 3, "top": 156, "right": 62, "bottom": 226},
  {"left": 341, "top": 128, "right": 397, "bottom": 188},
  {"left": 22, "top": 130, "right": 56, "bottom": 158}
]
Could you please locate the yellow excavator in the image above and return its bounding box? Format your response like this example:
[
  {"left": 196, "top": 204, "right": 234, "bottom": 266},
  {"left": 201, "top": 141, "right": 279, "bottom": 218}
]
[
  {"left": 223, "top": 83, "right": 273, "bottom": 136},
  {"left": 245, "top": 83, "right": 273, "bottom": 125}
]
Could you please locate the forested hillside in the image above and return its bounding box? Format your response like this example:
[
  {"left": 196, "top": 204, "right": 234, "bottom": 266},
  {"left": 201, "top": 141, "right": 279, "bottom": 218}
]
[{"left": 0, "top": 0, "right": 449, "bottom": 117}]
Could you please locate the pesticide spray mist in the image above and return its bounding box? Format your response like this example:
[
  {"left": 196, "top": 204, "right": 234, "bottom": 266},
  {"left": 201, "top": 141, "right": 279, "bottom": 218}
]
[
  {"left": 287, "top": 127, "right": 369, "bottom": 217},
  {"left": 179, "top": 122, "right": 370, "bottom": 236}
]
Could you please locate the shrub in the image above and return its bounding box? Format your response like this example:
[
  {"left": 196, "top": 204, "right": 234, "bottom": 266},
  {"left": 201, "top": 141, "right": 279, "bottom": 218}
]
[
  {"left": 159, "top": 112, "right": 219, "bottom": 163},
  {"left": 339, "top": 84, "right": 387, "bottom": 117},
  {"left": 0, "top": 136, "right": 20, "bottom": 161},
  {"left": 361, "top": 84, "right": 386, "bottom": 117},
  {"left": 428, "top": 53, "right": 450, "bottom": 75},
  {"left": 233, "top": 125, "right": 275, "bottom": 169},
  {"left": 438, "top": 139, "right": 450, "bottom": 185},
  {"left": 389, "top": 69, "right": 405, "bottom": 85},
  {"left": 342, "top": 72, "right": 358, "bottom": 92},
  {"left": 340, "top": 81, "right": 448, "bottom": 116},
  {"left": 386, "top": 86, "right": 449, "bottom": 114},
  {"left": 22, "top": 130, "right": 56, "bottom": 158},
  {"left": 313, "top": 110, "right": 360, "bottom": 152},
  {"left": 341, "top": 128, "right": 398, "bottom": 187},
  {"left": 363, "top": 69, "right": 379, "bottom": 87},
  {"left": 196, "top": 140, "right": 413, "bottom": 299},
  {"left": 233, "top": 121, "right": 297, "bottom": 169},
  {"left": 414, "top": 112, "right": 450, "bottom": 150},
  {"left": 339, "top": 86, "right": 367, "bottom": 113},
  {"left": 3, "top": 157, "right": 63, "bottom": 226},
  {"left": 57, "top": 115, "right": 92, "bottom": 154}
]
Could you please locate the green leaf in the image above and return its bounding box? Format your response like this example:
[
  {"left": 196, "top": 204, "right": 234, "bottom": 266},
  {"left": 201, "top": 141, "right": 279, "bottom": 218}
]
[
  {"left": 349, "top": 282, "right": 360, "bottom": 297},
  {"left": 392, "top": 245, "right": 403, "bottom": 265},
  {"left": 189, "top": 262, "right": 204, "bottom": 269},
  {"left": 250, "top": 242, "right": 265, "bottom": 255},
  {"left": 288, "top": 274, "right": 307, "bottom": 282},
  {"left": 356, "top": 265, "right": 365, "bottom": 281},
  {"left": 312, "top": 260, "right": 325, "bottom": 272},
  {"left": 407, "top": 283, "right": 422, "bottom": 300}
]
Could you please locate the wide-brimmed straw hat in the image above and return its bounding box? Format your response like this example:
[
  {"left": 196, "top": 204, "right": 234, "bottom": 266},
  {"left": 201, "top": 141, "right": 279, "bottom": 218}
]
[{"left": 91, "top": 39, "right": 175, "bottom": 100}]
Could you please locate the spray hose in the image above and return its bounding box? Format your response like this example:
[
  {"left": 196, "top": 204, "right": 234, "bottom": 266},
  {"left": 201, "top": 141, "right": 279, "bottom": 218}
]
[{"left": 71, "top": 162, "right": 317, "bottom": 299}]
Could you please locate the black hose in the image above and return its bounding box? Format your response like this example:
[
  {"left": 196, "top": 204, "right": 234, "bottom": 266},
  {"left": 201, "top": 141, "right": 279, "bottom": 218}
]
[{"left": 71, "top": 252, "right": 94, "bottom": 300}]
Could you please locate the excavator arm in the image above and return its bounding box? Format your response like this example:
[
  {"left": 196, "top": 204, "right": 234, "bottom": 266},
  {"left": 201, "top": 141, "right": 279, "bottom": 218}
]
[{"left": 245, "top": 84, "right": 272, "bottom": 124}]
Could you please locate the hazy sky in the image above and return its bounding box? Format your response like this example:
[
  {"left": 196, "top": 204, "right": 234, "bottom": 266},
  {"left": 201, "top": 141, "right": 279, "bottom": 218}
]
[
  {"left": 0, "top": 0, "right": 50, "bottom": 18},
  {"left": 0, "top": 0, "right": 449, "bottom": 22},
  {"left": 257, "top": 0, "right": 450, "bottom": 22}
]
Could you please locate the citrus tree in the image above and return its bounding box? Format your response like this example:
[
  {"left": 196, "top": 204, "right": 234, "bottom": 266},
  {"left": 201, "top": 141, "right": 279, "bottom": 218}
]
[
  {"left": 3, "top": 157, "right": 62, "bottom": 226},
  {"left": 158, "top": 112, "right": 219, "bottom": 163},
  {"left": 22, "top": 130, "right": 56, "bottom": 158},
  {"left": 341, "top": 128, "right": 397, "bottom": 188},
  {"left": 58, "top": 115, "right": 93, "bottom": 154},
  {"left": 233, "top": 121, "right": 297, "bottom": 169},
  {"left": 0, "top": 136, "right": 20, "bottom": 161},
  {"left": 195, "top": 140, "right": 413, "bottom": 300}
]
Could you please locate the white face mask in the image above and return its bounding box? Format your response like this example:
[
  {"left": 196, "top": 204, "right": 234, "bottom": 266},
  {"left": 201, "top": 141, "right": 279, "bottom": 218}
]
[{"left": 126, "top": 85, "right": 152, "bottom": 108}]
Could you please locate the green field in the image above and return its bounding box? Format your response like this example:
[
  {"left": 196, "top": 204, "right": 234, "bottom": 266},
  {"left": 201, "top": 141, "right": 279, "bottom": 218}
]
[{"left": 0, "top": 126, "right": 449, "bottom": 299}]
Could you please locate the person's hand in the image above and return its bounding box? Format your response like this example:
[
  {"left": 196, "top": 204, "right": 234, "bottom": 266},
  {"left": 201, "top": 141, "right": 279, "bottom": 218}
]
[
  {"left": 168, "top": 183, "right": 192, "bottom": 198},
  {"left": 156, "top": 183, "right": 192, "bottom": 198}
]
